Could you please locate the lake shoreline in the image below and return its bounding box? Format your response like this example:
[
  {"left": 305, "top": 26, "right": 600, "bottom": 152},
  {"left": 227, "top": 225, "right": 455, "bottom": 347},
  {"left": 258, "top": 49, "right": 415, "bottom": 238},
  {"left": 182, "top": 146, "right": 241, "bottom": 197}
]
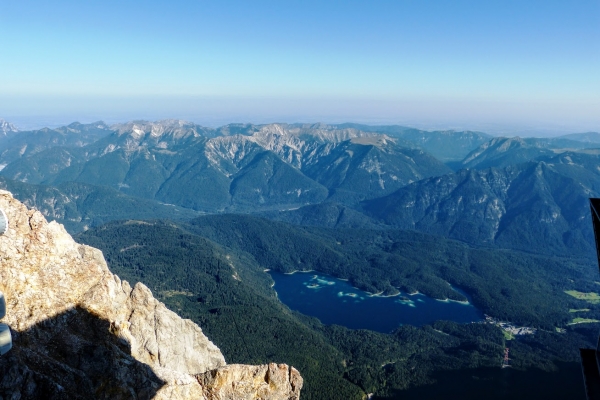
[{"left": 268, "top": 271, "right": 483, "bottom": 332}]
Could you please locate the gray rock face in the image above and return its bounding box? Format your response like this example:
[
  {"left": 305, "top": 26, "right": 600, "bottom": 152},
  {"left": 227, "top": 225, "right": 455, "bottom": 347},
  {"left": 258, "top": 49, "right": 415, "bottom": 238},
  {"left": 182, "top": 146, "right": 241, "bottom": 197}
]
[
  {"left": 0, "top": 189, "right": 302, "bottom": 399},
  {"left": 0, "top": 119, "right": 18, "bottom": 136}
]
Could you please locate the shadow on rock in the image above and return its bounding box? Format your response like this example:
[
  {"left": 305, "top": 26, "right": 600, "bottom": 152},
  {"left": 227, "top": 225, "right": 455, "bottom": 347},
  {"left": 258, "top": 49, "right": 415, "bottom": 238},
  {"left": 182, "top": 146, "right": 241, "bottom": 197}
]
[{"left": 0, "top": 306, "right": 165, "bottom": 399}]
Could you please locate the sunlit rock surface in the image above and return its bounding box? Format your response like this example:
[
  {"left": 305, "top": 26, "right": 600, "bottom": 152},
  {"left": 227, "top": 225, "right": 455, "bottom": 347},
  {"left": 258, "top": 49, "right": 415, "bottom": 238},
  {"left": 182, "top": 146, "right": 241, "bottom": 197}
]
[{"left": 0, "top": 189, "right": 302, "bottom": 399}]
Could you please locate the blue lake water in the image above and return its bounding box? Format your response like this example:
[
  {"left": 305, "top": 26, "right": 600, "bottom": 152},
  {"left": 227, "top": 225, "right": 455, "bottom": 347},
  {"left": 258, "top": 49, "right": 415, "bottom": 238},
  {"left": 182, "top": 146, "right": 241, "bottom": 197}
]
[{"left": 269, "top": 271, "right": 483, "bottom": 333}]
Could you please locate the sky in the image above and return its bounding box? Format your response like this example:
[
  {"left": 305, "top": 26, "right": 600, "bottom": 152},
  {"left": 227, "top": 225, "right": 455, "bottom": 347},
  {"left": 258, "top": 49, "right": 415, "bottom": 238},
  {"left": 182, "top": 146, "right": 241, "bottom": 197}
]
[{"left": 0, "top": 0, "right": 598, "bottom": 134}]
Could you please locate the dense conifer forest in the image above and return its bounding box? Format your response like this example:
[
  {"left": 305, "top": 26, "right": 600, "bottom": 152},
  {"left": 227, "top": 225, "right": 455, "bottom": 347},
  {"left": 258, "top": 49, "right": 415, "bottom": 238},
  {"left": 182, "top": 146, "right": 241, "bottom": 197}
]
[{"left": 78, "top": 219, "right": 598, "bottom": 399}]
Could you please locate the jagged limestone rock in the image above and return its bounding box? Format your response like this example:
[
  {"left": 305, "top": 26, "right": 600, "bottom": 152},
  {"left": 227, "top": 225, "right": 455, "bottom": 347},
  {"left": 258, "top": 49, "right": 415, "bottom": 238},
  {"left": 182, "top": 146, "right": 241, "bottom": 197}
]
[
  {"left": 198, "top": 363, "right": 302, "bottom": 400},
  {"left": 0, "top": 190, "right": 302, "bottom": 399}
]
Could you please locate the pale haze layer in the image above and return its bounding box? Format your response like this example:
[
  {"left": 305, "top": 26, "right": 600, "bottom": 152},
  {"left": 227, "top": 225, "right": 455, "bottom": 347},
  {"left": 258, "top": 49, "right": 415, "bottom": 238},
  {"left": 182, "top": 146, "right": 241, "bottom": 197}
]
[{"left": 0, "top": 0, "right": 598, "bottom": 135}]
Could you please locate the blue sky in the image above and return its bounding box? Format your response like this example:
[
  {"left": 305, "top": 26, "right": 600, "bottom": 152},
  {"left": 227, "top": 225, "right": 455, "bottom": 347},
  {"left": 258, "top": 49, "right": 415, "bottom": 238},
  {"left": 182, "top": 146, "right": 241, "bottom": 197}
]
[{"left": 0, "top": 0, "right": 598, "bottom": 134}]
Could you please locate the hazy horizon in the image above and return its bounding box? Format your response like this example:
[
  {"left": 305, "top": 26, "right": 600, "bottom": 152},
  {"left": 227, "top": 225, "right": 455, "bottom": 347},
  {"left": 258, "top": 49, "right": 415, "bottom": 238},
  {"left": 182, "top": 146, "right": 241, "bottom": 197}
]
[
  {"left": 3, "top": 100, "right": 598, "bottom": 138},
  {"left": 1, "top": 1, "right": 599, "bottom": 136}
]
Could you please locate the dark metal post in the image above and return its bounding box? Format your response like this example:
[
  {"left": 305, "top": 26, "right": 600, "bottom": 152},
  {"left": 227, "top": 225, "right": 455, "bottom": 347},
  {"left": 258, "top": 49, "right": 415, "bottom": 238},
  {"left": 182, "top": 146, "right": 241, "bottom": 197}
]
[{"left": 580, "top": 199, "right": 600, "bottom": 399}]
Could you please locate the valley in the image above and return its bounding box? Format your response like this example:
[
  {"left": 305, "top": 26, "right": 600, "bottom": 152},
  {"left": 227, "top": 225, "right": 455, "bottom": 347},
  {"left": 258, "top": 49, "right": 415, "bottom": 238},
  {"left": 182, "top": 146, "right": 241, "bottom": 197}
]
[{"left": 1, "top": 119, "right": 600, "bottom": 399}]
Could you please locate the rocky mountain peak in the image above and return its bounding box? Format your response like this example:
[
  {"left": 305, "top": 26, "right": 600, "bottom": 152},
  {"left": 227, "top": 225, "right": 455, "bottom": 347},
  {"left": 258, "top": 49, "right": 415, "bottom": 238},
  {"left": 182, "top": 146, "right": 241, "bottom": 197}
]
[
  {"left": 0, "top": 119, "right": 18, "bottom": 136},
  {"left": 0, "top": 190, "right": 302, "bottom": 399},
  {"left": 60, "top": 121, "right": 110, "bottom": 133},
  {"left": 111, "top": 120, "right": 210, "bottom": 141},
  {"left": 246, "top": 123, "right": 377, "bottom": 144}
]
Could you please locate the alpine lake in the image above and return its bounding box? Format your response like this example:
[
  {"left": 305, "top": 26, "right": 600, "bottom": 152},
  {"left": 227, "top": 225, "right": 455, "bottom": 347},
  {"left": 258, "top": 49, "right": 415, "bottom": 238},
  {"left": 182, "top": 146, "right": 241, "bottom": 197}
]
[
  {"left": 269, "top": 271, "right": 483, "bottom": 333},
  {"left": 268, "top": 272, "right": 587, "bottom": 399}
]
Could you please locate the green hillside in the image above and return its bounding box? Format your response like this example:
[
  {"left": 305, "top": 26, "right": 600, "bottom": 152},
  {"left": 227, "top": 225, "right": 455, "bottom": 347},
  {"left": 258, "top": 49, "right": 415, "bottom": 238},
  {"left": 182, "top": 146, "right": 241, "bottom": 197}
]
[
  {"left": 0, "top": 176, "right": 198, "bottom": 232},
  {"left": 185, "top": 214, "right": 598, "bottom": 328},
  {"left": 77, "top": 219, "right": 597, "bottom": 399},
  {"left": 363, "top": 154, "right": 600, "bottom": 258}
]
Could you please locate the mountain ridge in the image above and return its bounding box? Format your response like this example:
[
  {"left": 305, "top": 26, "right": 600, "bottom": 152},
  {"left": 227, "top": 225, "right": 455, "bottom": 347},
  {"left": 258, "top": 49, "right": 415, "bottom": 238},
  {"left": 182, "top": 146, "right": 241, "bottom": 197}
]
[
  {"left": 458, "top": 136, "right": 600, "bottom": 170},
  {"left": 0, "top": 121, "right": 450, "bottom": 211},
  {"left": 363, "top": 152, "right": 600, "bottom": 257}
]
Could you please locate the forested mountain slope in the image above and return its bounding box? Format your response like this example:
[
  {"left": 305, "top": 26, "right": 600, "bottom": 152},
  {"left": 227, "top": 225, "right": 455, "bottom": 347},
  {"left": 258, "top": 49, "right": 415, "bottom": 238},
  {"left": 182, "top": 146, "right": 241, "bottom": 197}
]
[
  {"left": 0, "top": 176, "right": 198, "bottom": 232},
  {"left": 77, "top": 220, "right": 597, "bottom": 399},
  {"left": 183, "top": 214, "right": 597, "bottom": 327},
  {"left": 458, "top": 136, "right": 599, "bottom": 170},
  {"left": 258, "top": 202, "right": 382, "bottom": 229},
  {"left": 0, "top": 121, "right": 450, "bottom": 210},
  {"left": 363, "top": 152, "right": 600, "bottom": 257}
]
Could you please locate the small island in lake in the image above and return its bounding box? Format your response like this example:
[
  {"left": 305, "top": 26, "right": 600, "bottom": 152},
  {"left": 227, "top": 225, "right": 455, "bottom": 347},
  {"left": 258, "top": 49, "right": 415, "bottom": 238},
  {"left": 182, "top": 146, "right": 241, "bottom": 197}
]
[{"left": 337, "top": 291, "right": 359, "bottom": 298}]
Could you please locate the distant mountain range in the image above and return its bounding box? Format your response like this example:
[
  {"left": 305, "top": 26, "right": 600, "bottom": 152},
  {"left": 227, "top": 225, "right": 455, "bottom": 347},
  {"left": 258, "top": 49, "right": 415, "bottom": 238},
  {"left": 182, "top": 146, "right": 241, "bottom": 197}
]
[
  {"left": 363, "top": 151, "right": 600, "bottom": 256},
  {"left": 0, "top": 120, "right": 451, "bottom": 211},
  {"left": 0, "top": 121, "right": 112, "bottom": 167},
  {"left": 333, "top": 123, "right": 493, "bottom": 161},
  {"left": 457, "top": 136, "right": 599, "bottom": 170},
  {"left": 1, "top": 118, "right": 599, "bottom": 259},
  {"left": 556, "top": 132, "right": 600, "bottom": 143}
]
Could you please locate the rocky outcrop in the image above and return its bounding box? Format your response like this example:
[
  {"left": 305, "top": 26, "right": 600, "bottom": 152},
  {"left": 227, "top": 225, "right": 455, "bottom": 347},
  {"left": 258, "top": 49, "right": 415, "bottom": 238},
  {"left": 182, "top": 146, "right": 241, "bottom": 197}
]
[
  {"left": 0, "top": 119, "right": 18, "bottom": 136},
  {"left": 199, "top": 364, "right": 302, "bottom": 400},
  {"left": 0, "top": 189, "right": 302, "bottom": 399}
]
